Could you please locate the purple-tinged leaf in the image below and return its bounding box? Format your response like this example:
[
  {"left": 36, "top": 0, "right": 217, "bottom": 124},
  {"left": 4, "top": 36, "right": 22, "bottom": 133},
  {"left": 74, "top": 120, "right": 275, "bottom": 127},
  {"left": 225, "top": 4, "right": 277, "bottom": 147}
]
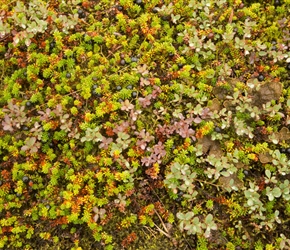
[
  {"left": 2, "top": 115, "right": 14, "bottom": 132},
  {"left": 99, "top": 137, "right": 113, "bottom": 149},
  {"left": 38, "top": 108, "right": 52, "bottom": 121},
  {"left": 140, "top": 77, "right": 150, "bottom": 87},
  {"left": 121, "top": 100, "right": 134, "bottom": 111},
  {"left": 113, "top": 121, "right": 130, "bottom": 134}
]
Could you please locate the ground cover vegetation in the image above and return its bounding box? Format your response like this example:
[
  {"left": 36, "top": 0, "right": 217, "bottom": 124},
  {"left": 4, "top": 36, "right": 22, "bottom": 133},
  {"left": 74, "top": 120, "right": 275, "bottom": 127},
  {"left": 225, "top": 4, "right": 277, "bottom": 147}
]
[{"left": 0, "top": 0, "right": 290, "bottom": 249}]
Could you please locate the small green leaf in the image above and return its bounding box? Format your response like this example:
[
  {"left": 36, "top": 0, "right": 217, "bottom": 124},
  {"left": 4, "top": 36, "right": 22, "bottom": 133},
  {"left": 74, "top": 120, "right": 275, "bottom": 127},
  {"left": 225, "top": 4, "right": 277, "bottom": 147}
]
[
  {"left": 205, "top": 214, "right": 213, "bottom": 224},
  {"left": 184, "top": 211, "right": 194, "bottom": 221},
  {"left": 268, "top": 193, "right": 274, "bottom": 201},
  {"left": 265, "top": 169, "right": 271, "bottom": 179},
  {"left": 272, "top": 187, "right": 282, "bottom": 198}
]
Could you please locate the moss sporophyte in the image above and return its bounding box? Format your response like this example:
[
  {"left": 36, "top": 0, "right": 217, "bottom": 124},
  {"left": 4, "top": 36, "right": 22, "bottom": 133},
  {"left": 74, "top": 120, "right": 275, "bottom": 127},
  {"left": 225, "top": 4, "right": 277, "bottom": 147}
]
[{"left": 0, "top": 0, "right": 290, "bottom": 249}]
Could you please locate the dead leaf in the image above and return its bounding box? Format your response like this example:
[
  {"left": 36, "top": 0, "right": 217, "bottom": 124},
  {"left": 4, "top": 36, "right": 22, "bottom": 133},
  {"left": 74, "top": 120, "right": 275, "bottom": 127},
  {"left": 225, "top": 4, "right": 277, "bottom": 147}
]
[
  {"left": 208, "top": 98, "right": 221, "bottom": 112},
  {"left": 251, "top": 81, "right": 282, "bottom": 107},
  {"left": 279, "top": 127, "right": 290, "bottom": 141},
  {"left": 219, "top": 174, "right": 244, "bottom": 190},
  {"left": 259, "top": 153, "right": 272, "bottom": 164},
  {"left": 197, "top": 136, "right": 223, "bottom": 157},
  {"left": 213, "top": 77, "right": 240, "bottom": 100}
]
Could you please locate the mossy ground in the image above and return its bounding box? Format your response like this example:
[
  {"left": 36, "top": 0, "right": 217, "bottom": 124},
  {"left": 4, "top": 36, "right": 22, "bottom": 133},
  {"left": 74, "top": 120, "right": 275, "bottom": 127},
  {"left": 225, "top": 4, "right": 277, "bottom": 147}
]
[{"left": 0, "top": 0, "right": 290, "bottom": 249}]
